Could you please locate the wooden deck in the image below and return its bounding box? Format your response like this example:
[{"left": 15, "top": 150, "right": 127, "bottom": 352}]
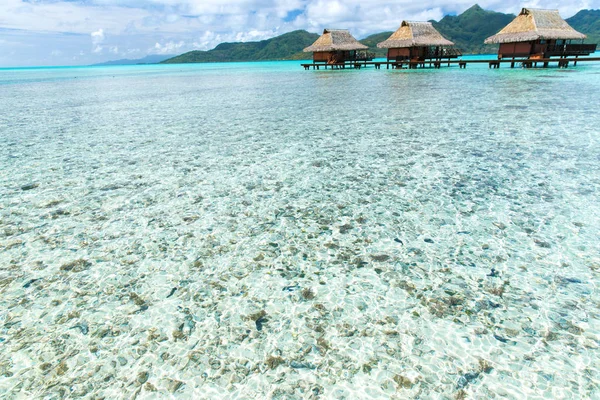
[{"left": 301, "top": 57, "right": 600, "bottom": 70}]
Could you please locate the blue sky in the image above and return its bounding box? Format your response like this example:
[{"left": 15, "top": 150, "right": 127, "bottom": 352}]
[{"left": 0, "top": 0, "right": 597, "bottom": 67}]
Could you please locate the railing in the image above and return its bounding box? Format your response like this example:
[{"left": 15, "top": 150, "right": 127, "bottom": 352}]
[
  {"left": 424, "top": 47, "right": 462, "bottom": 59},
  {"left": 391, "top": 47, "right": 462, "bottom": 62},
  {"left": 314, "top": 51, "right": 375, "bottom": 64},
  {"left": 351, "top": 52, "right": 375, "bottom": 62},
  {"left": 499, "top": 52, "right": 532, "bottom": 59},
  {"left": 545, "top": 43, "right": 597, "bottom": 56}
]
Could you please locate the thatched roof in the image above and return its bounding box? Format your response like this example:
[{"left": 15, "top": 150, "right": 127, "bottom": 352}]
[
  {"left": 485, "top": 8, "right": 586, "bottom": 44},
  {"left": 377, "top": 21, "right": 454, "bottom": 48},
  {"left": 303, "top": 29, "right": 368, "bottom": 52}
]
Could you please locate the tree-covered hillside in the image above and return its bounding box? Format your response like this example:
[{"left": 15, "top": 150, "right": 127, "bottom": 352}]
[
  {"left": 162, "top": 6, "right": 600, "bottom": 64},
  {"left": 566, "top": 9, "right": 600, "bottom": 45},
  {"left": 432, "top": 4, "right": 516, "bottom": 54},
  {"left": 355, "top": 5, "right": 516, "bottom": 57},
  {"left": 162, "top": 30, "right": 319, "bottom": 63},
  {"left": 359, "top": 32, "right": 394, "bottom": 58}
]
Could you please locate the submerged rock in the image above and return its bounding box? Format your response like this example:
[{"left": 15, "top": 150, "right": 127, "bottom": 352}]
[
  {"left": 182, "top": 314, "right": 196, "bottom": 336},
  {"left": 457, "top": 371, "right": 480, "bottom": 388},
  {"left": 371, "top": 254, "right": 390, "bottom": 262},
  {"left": 533, "top": 238, "right": 551, "bottom": 248},
  {"left": 144, "top": 382, "right": 157, "bottom": 392},
  {"left": 555, "top": 276, "right": 582, "bottom": 285},
  {"left": 301, "top": 288, "right": 316, "bottom": 300},
  {"left": 165, "top": 379, "right": 184, "bottom": 393},
  {"left": 338, "top": 224, "right": 353, "bottom": 234},
  {"left": 493, "top": 222, "right": 507, "bottom": 230},
  {"left": 265, "top": 356, "right": 285, "bottom": 369},
  {"left": 21, "top": 183, "right": 39, "bottom": 191},
  {"left": 393, "top": 374, "right": 416, "bottom": 389},
  {"left": 256, "top": 316, "right": 268, "bottom": 331},
  {"left": 478, "top": 358, "right": 493, "bottom": 373},
  {"left": 475, "top": 299, "right": 501, "bottom": 312},
  {"left": 487, "top": 268, "right": 499, "bottom": 277},
  {"left": 56, "top": 361, "right": 69, "bottom": 376},
  {"left": 290, "top": 361, "right": 316, "bottom": 369},
  {"left": 129, "top": 292, "right": 146, "bottom": 307},
  {"left": 70, "top": 323, "right": 89, "bottom": 335},
  {"left": 493, "top": 334, "right": 515, "bottom": 344},
  {"left": 246, "top": 310, "right": 268, "bottom": 331},
  {"left": 60, "top": 259, "right": 91, "bottom": 273},
  {"left": 23, "top": 278, "right": 40, "bottom": 288},
  {"left": 137, "top": 371, "right": 149, "bottom": 385}
]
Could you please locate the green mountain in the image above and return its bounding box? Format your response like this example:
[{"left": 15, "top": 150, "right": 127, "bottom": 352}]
[
  {"left": 359, "top": 32, "right": 394, "bottom": 58},
  {"left": 566, "top": 9, "right": 600, "bottom": 45},
  {"left": 163, "top": 5, "right": 600, "bottom": 64},
  {"left": 431, "top": 4, "right": 516, "bottom": 54},
  {"left": 162, "top": 30, "right": 319, "bottom": 63},
  {"left": 363, "top": 5, "right": 600, "bottom": 56},
  {"left": 353, "top": 5, "right": 516, "bottom": 56}
]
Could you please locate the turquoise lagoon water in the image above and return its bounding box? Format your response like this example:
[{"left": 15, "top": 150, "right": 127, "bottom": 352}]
[{"left": 1, "top": 59, "right": 600, "bottom": 399}]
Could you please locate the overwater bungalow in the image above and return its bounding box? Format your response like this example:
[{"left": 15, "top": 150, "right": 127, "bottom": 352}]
[
  {"left": 377, "top": 21, "right": 462, "bottom": 65},
  {"left": 484, "top": 8, "right": 597, "bottom": 60},
  {"left": 303, "top": 29, "right": 370, "bottom": 65}
]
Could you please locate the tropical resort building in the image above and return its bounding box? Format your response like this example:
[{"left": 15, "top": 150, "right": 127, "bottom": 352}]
[
  {"left": 303, "top": 29, "right": 371, "bottom": 66},
  {"left": 377, "top": 21, "right": 461, "bottom": 66},
  {"left": 484, "top": 8, "right": 597, "bottom": 61}
]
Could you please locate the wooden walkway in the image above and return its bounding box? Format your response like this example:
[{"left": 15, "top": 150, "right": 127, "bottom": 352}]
[{"left": 301, "top": 57, "right": 600, "bottom": 70}]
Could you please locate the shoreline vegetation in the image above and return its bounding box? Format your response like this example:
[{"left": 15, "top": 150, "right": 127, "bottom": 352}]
[{"left": 156, "top": 5, "right": 600, "bottom": 65}]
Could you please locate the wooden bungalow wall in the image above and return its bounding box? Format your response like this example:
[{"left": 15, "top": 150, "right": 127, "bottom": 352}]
[
  {"left": 387, "top": 48, "right": 411, "bottom": 59},
  {"left": 499, "top": 42, "right": 535, "bottom": 58}
]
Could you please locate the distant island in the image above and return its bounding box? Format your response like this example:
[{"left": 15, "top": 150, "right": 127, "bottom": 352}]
[
  {"left": 94, "top": 5, "right": 599, "bottom": 66},
  {"left": 161, "top": 30, "right": 319, "bottom": 64},
  {"left": 92, "top": 54, "right": 175, "bottom": 66}
]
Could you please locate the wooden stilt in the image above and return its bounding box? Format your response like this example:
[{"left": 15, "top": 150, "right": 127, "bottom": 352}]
[{"left": 301, "top": 56, "right": 600, "bottom": 71}]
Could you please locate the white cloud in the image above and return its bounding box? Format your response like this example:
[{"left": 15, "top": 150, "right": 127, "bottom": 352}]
[
  {"left": 91, "top": 29, "right": 105, "bottom": 44},
  {"left": 235, "top": 29, "right": 278, "bottom": 42},
  {"left": 1, "top": 0, "right": 599, "bottom": 66},
  {"left": 0, "top": 0, "right": 147, "bottom": 34},
  {"left": 153, "top": 40, "right": 185, "bottom": 54},
  {"left": 192, "top": 31, "right": 223, "bottom": 50},
  {"left": 91, "top": 28, "right": 105, "bottom": 53}
]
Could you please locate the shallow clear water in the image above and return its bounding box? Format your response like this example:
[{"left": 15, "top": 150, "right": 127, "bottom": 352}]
[{"left": 1, "top": 60, "right": 600, "bottom": 399}]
